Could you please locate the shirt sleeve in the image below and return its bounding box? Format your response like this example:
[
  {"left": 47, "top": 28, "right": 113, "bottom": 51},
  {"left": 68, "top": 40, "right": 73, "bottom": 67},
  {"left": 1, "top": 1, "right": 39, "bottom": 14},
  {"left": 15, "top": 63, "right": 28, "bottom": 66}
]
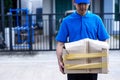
[
  {"left": 55, "top": 19, "right": 68, "bottom": 42},
  {"left": 97, "top": 17, "right": 110, "bottom": 41}
]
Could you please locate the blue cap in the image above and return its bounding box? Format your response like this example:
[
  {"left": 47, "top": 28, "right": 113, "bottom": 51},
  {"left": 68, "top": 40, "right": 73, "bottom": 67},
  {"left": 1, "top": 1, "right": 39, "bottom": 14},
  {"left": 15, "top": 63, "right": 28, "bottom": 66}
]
[{"left": 75, "top": 0, "right": 90, "bottom": 4}]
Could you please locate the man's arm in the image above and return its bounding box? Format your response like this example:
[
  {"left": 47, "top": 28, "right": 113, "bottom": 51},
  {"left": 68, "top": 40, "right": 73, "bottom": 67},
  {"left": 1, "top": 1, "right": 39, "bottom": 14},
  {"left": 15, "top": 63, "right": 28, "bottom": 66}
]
[{"left": 56, "top": 41, "right": 65, "bottom": 74}]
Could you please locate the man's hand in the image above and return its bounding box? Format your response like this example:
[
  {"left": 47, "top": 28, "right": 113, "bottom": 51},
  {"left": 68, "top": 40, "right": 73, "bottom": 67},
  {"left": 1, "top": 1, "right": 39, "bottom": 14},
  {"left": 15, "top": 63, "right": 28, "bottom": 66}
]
[{"left": 58, "top": 59, "right": 65, "bottom": 74}]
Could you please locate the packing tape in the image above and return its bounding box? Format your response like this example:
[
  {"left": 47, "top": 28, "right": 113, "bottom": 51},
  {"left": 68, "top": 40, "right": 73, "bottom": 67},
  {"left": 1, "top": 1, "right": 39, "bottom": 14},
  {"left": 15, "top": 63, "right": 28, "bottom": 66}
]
[
  {"left": 63, "top": 53, "right": 107, "bottom": 60},
  {"left": 65, "top": 62, "right": 107, "bottom": 70}
]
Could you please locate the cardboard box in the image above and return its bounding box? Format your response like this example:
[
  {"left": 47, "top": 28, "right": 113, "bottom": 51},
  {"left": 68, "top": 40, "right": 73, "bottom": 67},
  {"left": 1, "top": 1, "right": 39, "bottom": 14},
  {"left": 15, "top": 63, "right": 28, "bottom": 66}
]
[{"left": 63, "top": 38, "right": 109, "bottom": 74}]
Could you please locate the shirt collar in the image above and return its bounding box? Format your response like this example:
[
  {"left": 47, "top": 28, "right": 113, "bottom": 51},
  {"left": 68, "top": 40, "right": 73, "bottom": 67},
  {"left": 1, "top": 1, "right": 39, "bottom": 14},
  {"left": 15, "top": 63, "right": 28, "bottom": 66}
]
[{"left": 75, "top": 10, "right": 91, "bottom": 17}]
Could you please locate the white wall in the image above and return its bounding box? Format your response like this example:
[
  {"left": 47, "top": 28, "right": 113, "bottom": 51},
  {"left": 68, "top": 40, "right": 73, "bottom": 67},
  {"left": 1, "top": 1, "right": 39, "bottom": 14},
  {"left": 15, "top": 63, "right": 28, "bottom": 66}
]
[
  {"left": 104, "top": 0, "right": 115, "bottom": 34},
  {"left": 104, "top": 0, "right": 114, "bottom": 18},
  {"left": 21, "top": 0, "right": 42, "bottom": 14},
  {"left": 43, "top": 0, "right": 55, "bottom": 36},
  {"left": 43, "top": 0, "right": 50, "bottom": 36},
  {"left": 21, "top": 0, "right": 28, "bottom": 9},
  {"left": 21, "top": 0, "right": 43, "bottom": 25},
  {"left": 31, "top": 0, "right": 42, "bottom": 14},
  {"left": 21, "top": 0, "right": 56, "bottom": 36},
  {"left": 43, "top": 0, "right": 51, "bottom": 14}
]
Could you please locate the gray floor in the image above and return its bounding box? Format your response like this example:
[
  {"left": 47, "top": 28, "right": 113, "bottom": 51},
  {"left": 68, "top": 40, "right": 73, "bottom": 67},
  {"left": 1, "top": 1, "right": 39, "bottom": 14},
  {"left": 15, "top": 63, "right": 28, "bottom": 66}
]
[{"left": 0, "top": 50, "right": 120, "bottom": 80}]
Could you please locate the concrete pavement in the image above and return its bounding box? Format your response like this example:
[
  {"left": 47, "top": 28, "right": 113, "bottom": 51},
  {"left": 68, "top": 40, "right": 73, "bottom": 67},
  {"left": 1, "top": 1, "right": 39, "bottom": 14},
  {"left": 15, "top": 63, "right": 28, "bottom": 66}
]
[{"left": 0, "top": 50, "right": 120, "bottom": 80}]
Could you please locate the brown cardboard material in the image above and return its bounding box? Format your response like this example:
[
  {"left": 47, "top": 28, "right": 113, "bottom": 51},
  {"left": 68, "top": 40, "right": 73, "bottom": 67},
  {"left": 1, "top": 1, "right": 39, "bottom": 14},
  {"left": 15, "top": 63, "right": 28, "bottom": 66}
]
[{"left": 63, "top": 38, "right": 109, "bottom": 74}]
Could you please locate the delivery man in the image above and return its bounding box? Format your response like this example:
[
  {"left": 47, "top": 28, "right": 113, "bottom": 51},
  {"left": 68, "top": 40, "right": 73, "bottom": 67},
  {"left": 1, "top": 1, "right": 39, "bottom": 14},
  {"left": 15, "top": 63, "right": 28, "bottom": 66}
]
[{"left": 56, "top": 0, "right": 110, "bottom": 80}]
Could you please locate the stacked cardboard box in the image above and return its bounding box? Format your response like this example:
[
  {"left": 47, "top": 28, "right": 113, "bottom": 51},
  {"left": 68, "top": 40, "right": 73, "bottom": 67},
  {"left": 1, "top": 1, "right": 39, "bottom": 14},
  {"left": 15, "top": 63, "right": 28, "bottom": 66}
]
[{"left": 63, "top": 38, "right": 109, "bottom": 74}]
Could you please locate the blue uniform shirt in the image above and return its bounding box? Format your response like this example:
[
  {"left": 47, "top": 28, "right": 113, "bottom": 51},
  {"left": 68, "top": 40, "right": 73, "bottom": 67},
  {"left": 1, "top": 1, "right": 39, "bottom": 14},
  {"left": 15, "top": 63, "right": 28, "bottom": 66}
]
[{"left": 56, "top": 11, "right": 110, "bottom": 42}]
